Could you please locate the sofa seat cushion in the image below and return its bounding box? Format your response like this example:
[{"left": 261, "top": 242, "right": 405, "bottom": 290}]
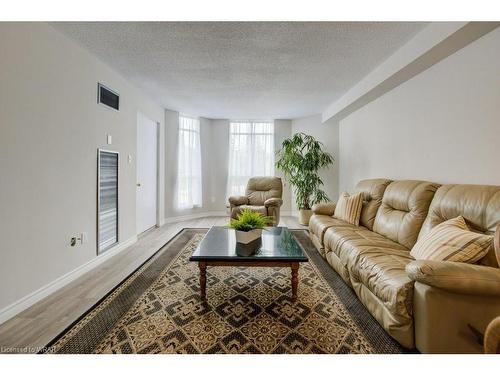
[
  {"left": 349, "top": 249, "right": 415, "bottom": 320},
  {"left": 323, "top": 224, "right": 414, "bottom": 319},
  {"left": 231, "top": 205, "right": 267, "bottom": 218},
  {"left": 309, "top": 215, "right": 352, "bottom": 247},
  {"left": 324, "top": 224, "right": 409, "bottom": 265}
]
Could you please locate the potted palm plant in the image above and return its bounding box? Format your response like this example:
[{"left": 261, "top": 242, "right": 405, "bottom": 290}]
[
  {"left": 229, "top": 209, "right": 273, "bottom": 245},
  {"left": 276, "top": 132, "right": 334, "bottom": 225}
]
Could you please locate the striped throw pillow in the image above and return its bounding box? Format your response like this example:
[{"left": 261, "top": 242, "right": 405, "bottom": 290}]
[
  {"left": 410, "top": 216, "right": 493, "bottom": 263},
  {"left": 334, "top": 192, "right": 363, "bottom": 226}
]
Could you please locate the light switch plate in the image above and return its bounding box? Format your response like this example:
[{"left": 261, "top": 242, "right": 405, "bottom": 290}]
[
  {"left": 128, "top": 154, "right": 132, "bottom": 163},
  {"left": 107, "top": 134, "right": 112, "bottom": 145}
]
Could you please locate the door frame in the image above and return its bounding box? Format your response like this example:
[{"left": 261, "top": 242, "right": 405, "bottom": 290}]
[
  {"left": 136, "top": 111, "right": 160, "bottom": 235},
  {"left": 155, "top": 119, "right": 161, "bottom": 229}
]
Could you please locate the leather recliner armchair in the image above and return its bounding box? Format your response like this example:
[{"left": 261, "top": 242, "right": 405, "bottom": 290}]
[{"left": 228, "top": 176, "right": 283, "bottom": 226}]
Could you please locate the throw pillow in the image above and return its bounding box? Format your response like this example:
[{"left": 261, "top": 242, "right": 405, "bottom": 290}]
[
  {"left": 334, "top": 192, "right": 363, "bottom": 226},
  {"left": 410, "top": 216, "right": 493, "bottom": 263}
]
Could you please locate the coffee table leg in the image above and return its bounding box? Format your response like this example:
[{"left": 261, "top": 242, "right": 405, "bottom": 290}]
[
  {"left": 199, "top": 261, "right": 207, "bottom": 300},
  {"left": 291, "top": 263, "right": 299, "bottom": 302}
]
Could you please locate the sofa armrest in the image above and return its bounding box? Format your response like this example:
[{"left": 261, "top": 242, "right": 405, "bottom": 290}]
[
  {"left": 264, "top": 197, "right": 283, "bottom": 207},
  {"left": 406, "top": 260, "right": 500, "bottom": 297},
  {"left": 311, "top": 202, "right": 336, "bottom": 216},
  {"left": 228, "top": 196, "right": 249, "bottom": 206}
]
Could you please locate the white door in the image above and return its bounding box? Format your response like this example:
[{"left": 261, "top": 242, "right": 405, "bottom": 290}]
[{"left": 136, "top": 112, "right": 158, "bottom": 234}]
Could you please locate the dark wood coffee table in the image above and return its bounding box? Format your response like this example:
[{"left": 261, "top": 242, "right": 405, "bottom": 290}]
[{"left": 189, "top": 226, "right": 308, "bottom": 302}]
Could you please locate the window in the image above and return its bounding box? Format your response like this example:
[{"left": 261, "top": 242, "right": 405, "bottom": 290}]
[
  {"left": 227, "top": 121, "right": 274, "bottom": 198},
  {"left": 176, "top": 116, "right": 202, "bottom": 209}
]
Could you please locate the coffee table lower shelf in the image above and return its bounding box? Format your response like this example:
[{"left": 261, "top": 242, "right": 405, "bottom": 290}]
[{"left": 196, "top": 260, "right": 300, "bottom": 302}]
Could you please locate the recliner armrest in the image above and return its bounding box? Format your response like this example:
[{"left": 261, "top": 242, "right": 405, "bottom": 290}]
[
  {"left": 406, "top": 260, "right": 500, "bottom": 297},
  {"left": 264, "top": 197, "right": 283, "bottom": 207},
  {"left": 311, "top": 202, "right": 336, "bottom": 216},
  {"left": 228, "top": 196, "right": 249, "bottom": 206}
]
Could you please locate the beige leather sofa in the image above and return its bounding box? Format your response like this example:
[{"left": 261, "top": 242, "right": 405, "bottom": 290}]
[
  {"left": 228, "top": 176, "right": 283, "bottom": 226},
  {"left": 309, "top": 179, "right": 500, "bottom": 353}
]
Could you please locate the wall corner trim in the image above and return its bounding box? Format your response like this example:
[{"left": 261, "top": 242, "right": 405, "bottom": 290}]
[{"left": 322, "top": 22, "right": 499, "bottom": 122}]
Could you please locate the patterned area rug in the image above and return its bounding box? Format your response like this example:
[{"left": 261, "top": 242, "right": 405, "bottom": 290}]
[{"left": 44, "top": 229, "right": 406, "bottom": 354}]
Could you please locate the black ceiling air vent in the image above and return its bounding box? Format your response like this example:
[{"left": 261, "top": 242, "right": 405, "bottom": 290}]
[{"left": 98, "top": 83, "right": 119, "bottom": 111}]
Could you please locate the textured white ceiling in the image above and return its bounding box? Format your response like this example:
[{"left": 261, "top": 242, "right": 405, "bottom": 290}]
[{"left": 51, "top": 22, "right": 426, "bottom": 119}]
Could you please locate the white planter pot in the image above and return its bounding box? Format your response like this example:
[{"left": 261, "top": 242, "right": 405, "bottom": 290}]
[
  {"left": 298, "top": 209, "right": 313, "bottom": 226},
  {"left": 235, "top": 229, "right": 262, "bottom": 244}
]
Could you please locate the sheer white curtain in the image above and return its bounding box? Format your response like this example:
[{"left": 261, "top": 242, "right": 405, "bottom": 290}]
[
  {"left": 226, "top": 121, "right": 274, "bottom": 199},
  {"left": 176, "top": 116, "right": 202, "bottom": 209}
]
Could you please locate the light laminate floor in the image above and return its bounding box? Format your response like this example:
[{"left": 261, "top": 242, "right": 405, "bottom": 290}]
[{"left": 0, "top": 216, "right": 305, "bottom": 351}]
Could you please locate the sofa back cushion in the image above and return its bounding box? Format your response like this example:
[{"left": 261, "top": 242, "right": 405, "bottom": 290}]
[
  {"left": 355, "top": 178, "right": 393, "bottom": 230},
  {"left": 373, "top": 180, "right": 440, "bottom": 249},
  {"left": 246, "top": 176, "right": 283, "bottom": 205},
  {"left": 419, "top": 184, "right": 500, "bottom": 267}
]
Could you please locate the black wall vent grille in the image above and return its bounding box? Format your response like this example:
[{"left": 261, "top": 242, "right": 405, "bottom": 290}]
[{"left": 98, "top": 83, "right": 119, "bottom": 111}]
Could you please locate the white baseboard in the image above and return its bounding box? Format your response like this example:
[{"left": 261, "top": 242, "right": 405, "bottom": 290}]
[
  {"left": 163, "top": 210, "right": 298, "bottom": 224},
  {"left": 163, "top": 211, "right": 228, "bottom": 224},
  {"left": 0, "top": 235, "right": 137, "bottom": 325}
]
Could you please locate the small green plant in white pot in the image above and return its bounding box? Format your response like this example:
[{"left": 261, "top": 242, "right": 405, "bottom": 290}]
[
  {"left": 276, "top": 132, "right": 334, "bottom": 225},
  {"left": 229, "top": 209, "right": 273, "bottom": 244}
]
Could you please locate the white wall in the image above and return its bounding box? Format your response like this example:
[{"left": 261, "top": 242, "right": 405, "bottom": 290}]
[
  {"left": 204, "top": 119, "right": 230, "bottom": 212},
  {"left": 0, "top": 23, "right": 164, "bottom": 313},
  {"left": 274, "top": 120, "right": 293, "bottom": 212},
  {"left": 291, "top": 115, "right": 339, "bottom": 211},
  {"left": 338, "top": 28, "right": 500, "bottom": 193}
]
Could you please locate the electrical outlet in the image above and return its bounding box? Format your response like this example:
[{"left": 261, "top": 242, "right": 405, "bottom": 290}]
[{"left": 70, "top": 233, "right": 86, "bottom": 247}]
